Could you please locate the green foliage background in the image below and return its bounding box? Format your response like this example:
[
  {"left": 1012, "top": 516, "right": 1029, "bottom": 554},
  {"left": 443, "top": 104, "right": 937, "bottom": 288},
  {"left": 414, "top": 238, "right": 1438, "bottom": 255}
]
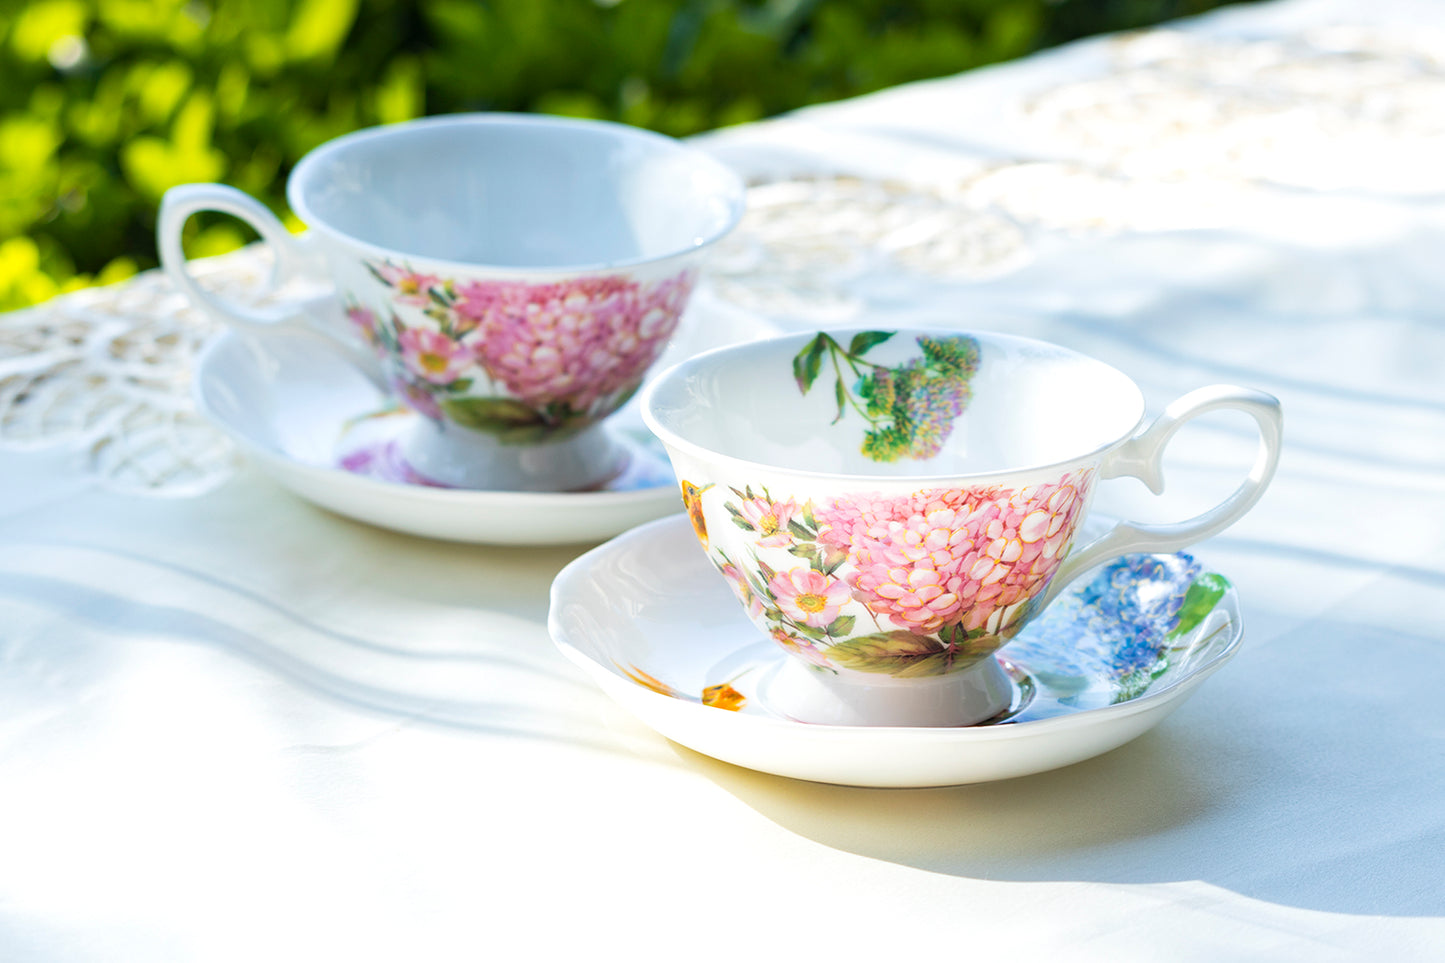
[{"left": 0, "top": 0, "right": 1240, "bottom": 310}]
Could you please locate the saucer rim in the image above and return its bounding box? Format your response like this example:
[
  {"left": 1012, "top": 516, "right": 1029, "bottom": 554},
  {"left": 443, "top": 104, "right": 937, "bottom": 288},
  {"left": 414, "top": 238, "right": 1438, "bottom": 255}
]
[
  {"left": 552, "top": 515, "right": 1243, "bottom": 740},
  {"left": 549, "top": 513, "right": 1244, "bottom": 785},
  {"left": 193, "top": 328, "right": 685, "bottom": 545},
  {"left": 193, "top": 328, "right": 681, "bottom": 508}
]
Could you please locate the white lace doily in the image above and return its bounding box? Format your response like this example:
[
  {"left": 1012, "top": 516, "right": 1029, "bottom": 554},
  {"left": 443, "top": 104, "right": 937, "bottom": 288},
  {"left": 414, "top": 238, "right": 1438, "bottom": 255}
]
[
  {"left": 707, "top": 176, "right": 1033, "bottom": 321},
  {"left": 705, "top": 161, "right": 1278, "bottom": 323},
  {"left": 0, "top": 257, "right": 252, "bottom": 496},
  {"left": 1026, "top": 26, "right": 1445, "bottom": 193}
]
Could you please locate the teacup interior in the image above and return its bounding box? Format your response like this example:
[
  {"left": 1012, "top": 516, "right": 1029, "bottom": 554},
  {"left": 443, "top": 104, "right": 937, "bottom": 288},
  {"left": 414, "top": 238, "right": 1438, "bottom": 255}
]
[
  {"left": 646, "top": 330, "right": 1146, "bottom": 477},
  {"left": 290, "top": 115, "right": 743, "bottom": 269}
]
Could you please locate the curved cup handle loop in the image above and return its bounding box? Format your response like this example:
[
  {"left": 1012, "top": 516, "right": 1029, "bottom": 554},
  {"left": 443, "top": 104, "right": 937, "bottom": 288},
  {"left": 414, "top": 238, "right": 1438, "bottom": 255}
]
[
  {"left": 1038, "top": 385, "right": 1283, "bottom": 608},
  {"left": 158, "top": 183, "right": 328, "bottom": 327},
  {"left": 158, "top": 183, "right": 385, "bottom": 385}
]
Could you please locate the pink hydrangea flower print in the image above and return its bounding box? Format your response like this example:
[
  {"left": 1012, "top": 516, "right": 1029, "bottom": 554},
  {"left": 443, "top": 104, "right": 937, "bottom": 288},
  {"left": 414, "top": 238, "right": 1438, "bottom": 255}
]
[
  {"left": 376, "top": 265, "right": 442, "bottom": 306},
  {"left": 397, "top": 326, "right": 473, "bottom": 385},
  {"left": 451, "top": 270, "right": 695, "bottom": 412},
  {"left": 815, "top": 473, "right": 1091, "bottom": 636},
  {"left": 768, "top": 568, "right": 851, "bottom": 628},
  {"left": 363, "top": 259, "right": 698, "bottom": 438},
  {"left": 738, "top": 495, "right": 798, "bottom": 547},
  {"left": 720, "top": 562, "right": 765, "bottom": 620}
]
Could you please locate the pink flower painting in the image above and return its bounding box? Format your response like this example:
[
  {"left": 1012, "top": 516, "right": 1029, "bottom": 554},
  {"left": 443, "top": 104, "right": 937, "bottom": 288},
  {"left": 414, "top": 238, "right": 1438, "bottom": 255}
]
[
  {"left": 736, "top": 495, "right": 798, "bottom": 547},
  {"left": 768, "top": 568, "right": 851, "bottom": 628},
  {"left": 344, "top": 303, "right": 379, "bottom": 343},
  {"left": 397, "top": 326, "right": 473, "bottom": 385},
  {"left": 374, "top": 265, "right": 443, "bottom": 306}
]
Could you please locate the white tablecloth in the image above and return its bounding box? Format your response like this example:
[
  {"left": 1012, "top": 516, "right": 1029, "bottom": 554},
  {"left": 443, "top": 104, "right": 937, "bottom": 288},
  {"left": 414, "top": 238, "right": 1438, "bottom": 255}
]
[{"left": 2, "top": 0, "right": 1442, "bottom": 958}]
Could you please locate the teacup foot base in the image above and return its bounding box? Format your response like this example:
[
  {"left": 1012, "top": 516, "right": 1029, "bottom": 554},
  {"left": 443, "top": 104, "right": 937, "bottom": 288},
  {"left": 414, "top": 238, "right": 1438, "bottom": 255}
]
[
  {"left": 400, "top": 417, "right": 627, "bottom": 492},
  {"left": 762, "top": 656, "right": 1016, "bottom": 728}
]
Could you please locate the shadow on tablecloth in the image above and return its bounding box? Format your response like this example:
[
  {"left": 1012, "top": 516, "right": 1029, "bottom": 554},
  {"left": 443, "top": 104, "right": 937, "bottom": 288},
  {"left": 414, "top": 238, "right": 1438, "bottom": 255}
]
[{"left": 673, "top": 552, "right": 1445, "bottom": 918}]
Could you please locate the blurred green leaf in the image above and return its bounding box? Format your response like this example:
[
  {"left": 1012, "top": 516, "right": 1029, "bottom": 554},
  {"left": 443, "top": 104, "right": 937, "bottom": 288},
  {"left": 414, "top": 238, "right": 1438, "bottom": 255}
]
[
  {"left": 285, "top": 0, "right": 359, "bottom": 61},
  {"left": 120, "top": 91, "right": 227, "bottom": 201},
  {"left": 535, "top": 90, "right": 609, "bottom": 121},
  {"left": 372, "top": 55, "right": 422, "bottom": 125},
  {"left": 985, "top": 3, "right": 1042, "bottom": 59},
  {"left": 137, "top": 61, "right": 193, "bottom": 124},
  {"left": 96, "top": 255, "right": 139, "bottom": 286},
  {"left": 0, "top": 115, "right": 63, "bottom": 171},
  {"left": 10, "top": 0, "right": 88, "bottom": 63},
  {"left": 67, "top": 68, "right": 127, "bottom": 146},
  {"left": 97, "top": 0, "right": 205, "bottom": 48},
  {"left": 186, "top": 223, "right": 250, "bottom": 259},
  {"left": 213, "top": 62, "right": 251, "bottom": 121}
]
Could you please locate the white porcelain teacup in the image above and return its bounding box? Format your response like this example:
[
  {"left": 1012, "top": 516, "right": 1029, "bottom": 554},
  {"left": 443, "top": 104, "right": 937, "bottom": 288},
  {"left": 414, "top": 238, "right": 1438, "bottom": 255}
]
[
  {"left": 159, "top": 113, "right": 745, "bottom": 491},
  {"left": 642, "top": 328, "right": 1282, "bottom": 727}
]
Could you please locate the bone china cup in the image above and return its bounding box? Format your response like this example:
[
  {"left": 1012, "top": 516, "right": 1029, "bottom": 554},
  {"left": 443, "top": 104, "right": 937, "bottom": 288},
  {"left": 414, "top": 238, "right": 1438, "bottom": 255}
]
[
  {"left": 159, "top": 113, "right": 745, "bottom": 491},
  {"left": 641, "top": 328, "right": 1283, "bottom": 727}
]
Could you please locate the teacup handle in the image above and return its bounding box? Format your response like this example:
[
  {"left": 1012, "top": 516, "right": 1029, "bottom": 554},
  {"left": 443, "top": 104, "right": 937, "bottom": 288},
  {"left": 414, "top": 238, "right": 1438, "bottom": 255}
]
[
  {"left": 1039, "top": 385, "right": 1283, "bottom": 607},
  {"left": 158, "top": 183, "right": 385, "bottom": 383},
  {"left": 158, "top": 183, "right": 330, "bottom": 327}
]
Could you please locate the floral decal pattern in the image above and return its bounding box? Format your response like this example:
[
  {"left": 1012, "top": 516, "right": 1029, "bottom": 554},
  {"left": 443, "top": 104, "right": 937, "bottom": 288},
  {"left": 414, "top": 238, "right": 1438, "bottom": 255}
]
[
  {"left": 792, "top": 330, "right": 980, "bottom": 462},
  {"left": 612, "top": 547, "right": 1233, "bottom": 721},
  {"left": 1002, "top": 553, "right": 1232, "bottom": 705},
  {"left": 346, "top": 262, "right": 696, "bottom": 442},
  {"left": 699, "top": 470, "right": 1093, "bottom": 678}
]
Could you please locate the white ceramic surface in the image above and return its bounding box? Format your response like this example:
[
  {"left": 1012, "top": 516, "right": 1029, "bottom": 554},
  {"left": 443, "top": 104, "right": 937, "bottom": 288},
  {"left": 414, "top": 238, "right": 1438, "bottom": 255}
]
[
  {"left": 161, "top": 114, "right": 746, "bottom": 491},
  {"left": 549, "top": 513, "right": 1244, "bottom": 788},
  {"left": 284, "top": 113, "right": 743, "bottom": 270},
  {"left": 193, "top": 326, "right": 682, "bottom": 545},
  {"left": 641, "top": 328, "right": 1279, "bottom": 726}
]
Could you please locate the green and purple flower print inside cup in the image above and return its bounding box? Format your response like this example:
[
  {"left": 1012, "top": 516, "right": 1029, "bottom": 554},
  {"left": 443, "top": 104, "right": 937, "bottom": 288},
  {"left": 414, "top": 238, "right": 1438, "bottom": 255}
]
[
  {"left": 642, "top": 328, "right": 1283, "bottom": 727},
  {"left": 158, "top": 114, "right": 745, "bottom": 491}
]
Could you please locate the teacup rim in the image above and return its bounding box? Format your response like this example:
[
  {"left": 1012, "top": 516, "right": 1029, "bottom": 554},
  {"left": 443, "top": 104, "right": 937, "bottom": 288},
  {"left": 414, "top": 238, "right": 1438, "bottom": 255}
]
[
  {"left": 286, "top": 112, "right": 748, "bottom": 275},
  {"left": 640, "top": 327, "right": 1148, "bottom": 485}
]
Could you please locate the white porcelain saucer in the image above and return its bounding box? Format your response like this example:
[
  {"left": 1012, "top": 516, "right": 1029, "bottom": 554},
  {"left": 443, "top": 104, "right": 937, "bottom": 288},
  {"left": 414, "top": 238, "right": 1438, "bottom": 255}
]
[
  {"left": 549, "top": 514, "right": 1244, "bottom": 787},
  {"left": 193, "top": 327, "right": 682, "bottom": 545}
]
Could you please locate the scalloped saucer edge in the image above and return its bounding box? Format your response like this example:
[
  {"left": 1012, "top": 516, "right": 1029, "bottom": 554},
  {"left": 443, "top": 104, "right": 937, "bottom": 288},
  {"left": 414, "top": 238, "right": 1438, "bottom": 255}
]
[{"left": 549, "top": 513, "right": 1244, "bottom": 787}]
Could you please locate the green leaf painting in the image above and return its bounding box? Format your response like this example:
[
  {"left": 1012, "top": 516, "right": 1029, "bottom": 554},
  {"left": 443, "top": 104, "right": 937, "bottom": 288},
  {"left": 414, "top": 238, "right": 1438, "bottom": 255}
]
[
  {"left": 1168, "top": 573, "right": 1231, "bottom": 639},
  {"left": 793, "top": 334, "right": 827, "bottom": 393},
  {"left": 791, "top": 331, "right": 980, "bottom": 462},
  {"left": 440, "top": 396, "right": 588, "bottom": 443},
  {"left": 441, "top": 396, "right": 541, "bottom": 434},
  {"left": 825, "top": 630, "right": 996, "bottom": 678},
  {"left": 848, "top": 330, "right": 895, "bottom": 356}
]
